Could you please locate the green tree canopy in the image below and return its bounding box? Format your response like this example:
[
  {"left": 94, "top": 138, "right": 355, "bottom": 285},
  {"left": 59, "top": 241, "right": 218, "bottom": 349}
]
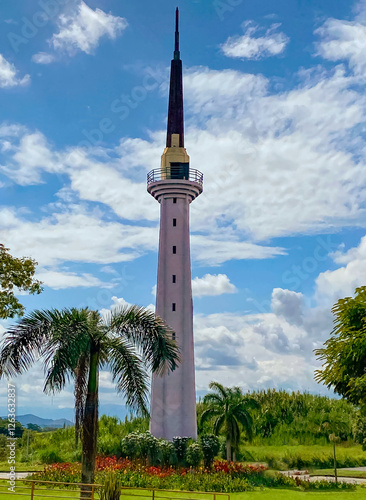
[
  {"left": 0, "top": 244, "right": 42, "bottom": 319},
  {"left": 315, "top": 286, "right": 366, "bottom": 413}
]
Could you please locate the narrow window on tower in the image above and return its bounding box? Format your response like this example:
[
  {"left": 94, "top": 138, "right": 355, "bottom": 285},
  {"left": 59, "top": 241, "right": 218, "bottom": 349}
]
[
  {"left": 172, "top": 275, "right": 176, "bottom": 283},
  {"left": 173, "top": 218, "right": 177, "bottom": 226},
  {"left": 172, "top": 303, "right": 176, "bottom": 311},
  {"left": 173, "top": 198, "right": 177, "bottom": 204},
  {"left": 173, "top": 246, "right": 176, "bottom": 254},
  {"left": 172, "top": 332, "right": 176, "bottom": 341}
]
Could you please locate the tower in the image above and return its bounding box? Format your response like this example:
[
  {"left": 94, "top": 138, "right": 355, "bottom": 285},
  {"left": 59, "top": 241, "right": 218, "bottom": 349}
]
[{"left": 147, "top": 8, "right": 203, "bottom": 440}]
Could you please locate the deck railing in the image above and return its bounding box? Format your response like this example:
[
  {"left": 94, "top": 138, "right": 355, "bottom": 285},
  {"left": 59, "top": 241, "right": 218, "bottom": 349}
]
[{"left": 147, "top": 167, "right": 203, "bottom": 186}]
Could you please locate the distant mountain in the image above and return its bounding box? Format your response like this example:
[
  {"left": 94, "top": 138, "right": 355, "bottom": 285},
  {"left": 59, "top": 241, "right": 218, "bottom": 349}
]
[{"left": 3, "top": 414, "right": 74, "bottom": 428}]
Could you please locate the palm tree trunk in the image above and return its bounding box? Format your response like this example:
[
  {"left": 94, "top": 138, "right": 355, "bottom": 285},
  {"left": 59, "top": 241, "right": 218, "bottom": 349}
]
[
  {"left": 81, "top": 344, "right": 99, "bottom": 498},
  {"left": 226, "top": 440, "right": 231, "bottom": 462}
]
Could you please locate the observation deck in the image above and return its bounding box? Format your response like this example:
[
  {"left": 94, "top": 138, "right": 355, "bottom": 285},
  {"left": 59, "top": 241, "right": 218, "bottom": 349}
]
[{"left": 147, "top": 166, "right": 203, "bottom": 202}]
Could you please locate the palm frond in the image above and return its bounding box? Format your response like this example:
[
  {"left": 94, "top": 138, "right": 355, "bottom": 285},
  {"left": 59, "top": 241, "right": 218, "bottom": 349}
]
[
  {"left": 213, "top": 413, "right": 225, "bottom": 435},
  {"left": 0, "top": 309, "right": 66, "bottom": 378},
  {"left": 200, "top": 406, "right": 221, "bottom": 425},
  {"left": 43, "top": 309, "right": 92, "bottom": 393},
  {"left": 203, "top": 393, "right": 223, "bottom": 405},
  {"left": 106, "top": 337, "right": 149, "bottom": 417},
  {"left": 109, "top": 305, "right": 180, "bottom": 375},
  {"left": 208, "top": 381, "right": 228, "bottom": 400}
]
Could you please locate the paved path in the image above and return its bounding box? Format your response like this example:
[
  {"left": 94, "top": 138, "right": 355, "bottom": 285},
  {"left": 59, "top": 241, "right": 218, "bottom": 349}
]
[
  {"left": 282, "top": 470, "right": 366, "bottom": 485},
  {"left": 0, "top": 472, "right": 32, "bottom": 479},
  {"left": 341, "top": 467, "right": 366, "bottom": 472}
]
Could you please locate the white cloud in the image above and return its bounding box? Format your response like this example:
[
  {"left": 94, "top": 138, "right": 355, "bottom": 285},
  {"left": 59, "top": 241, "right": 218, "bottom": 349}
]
[
  {"left": 191, "top": 235, "right": 286, "bottom": 265},
  {"left": 316, "top": 19, "right": 366, "bottom": 76},
  {"left": 0, "top": 131, "right": 63, "bottom": 185},
  {"left": 32, "top": 52, "right": 55, "bottom": 65},
  {"left": 315, "top": 235, "right": 366, "bottom": 302},
  {"left": 36, "top": 269, "right": 114, "bottom": 290},
  {"left": 50, "top": 1, "right": 128, "bottom": 56},
  {"left": 192, "top": 274, "right": 237, "bottom": 297},
  {"left": 0, "top": 206, "right": 157, "bottom": 268},
  {"left": 315, "top": 3, "right": 366, "bottom": 77},
  {"left": 183, "top": 66, "right": 366, "bottom": 241},
  {"left": 193, "top": 294, "right": 330, "bottom": 393},
  {"left": 271, "top": 288, "right": 304, "bottom": 326},
  {"left": 222, "top": 21, "right": 289, "bottom": 60},
  {"left": 0, "top": 54, "right": 30, "bottom": 88}
]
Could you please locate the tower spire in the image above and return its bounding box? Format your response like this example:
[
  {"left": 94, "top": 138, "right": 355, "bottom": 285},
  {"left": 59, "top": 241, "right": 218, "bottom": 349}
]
[
  {"left": 166, "top": 7, "right": 184, "bottom": 148},
  {"left": 175, "top": 7, "right": 180, "bottom": 57}
]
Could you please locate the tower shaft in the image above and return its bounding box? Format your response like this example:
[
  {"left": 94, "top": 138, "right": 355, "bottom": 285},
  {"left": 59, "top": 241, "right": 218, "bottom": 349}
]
[
  {"left": 147, "top": 8, "right": 203, "bottom": 440},
  {"left": 150, "top": 193, "right": 197, "bottom": 439}
]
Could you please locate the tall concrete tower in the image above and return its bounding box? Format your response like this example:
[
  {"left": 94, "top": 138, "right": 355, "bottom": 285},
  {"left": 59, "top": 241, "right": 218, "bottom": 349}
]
[{"left": 147, "top": 8, "right": 203, "bottom": 440}]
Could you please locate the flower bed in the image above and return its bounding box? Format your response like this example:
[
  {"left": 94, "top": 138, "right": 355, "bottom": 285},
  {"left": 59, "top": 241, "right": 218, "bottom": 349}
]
[{"left": 30, "top": 458, "right": 356, "bottom": 492}]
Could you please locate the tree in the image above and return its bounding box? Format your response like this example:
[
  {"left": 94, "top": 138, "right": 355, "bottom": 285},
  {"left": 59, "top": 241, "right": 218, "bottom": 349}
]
[
  {"left": 0, "top": 306, "right": 179, "bottom": 492},
  {"left": 27, "top": 423, "right": 42, "bottom": 432},
  {"left": 0, "top": 244, "right": 42, "bottom": 319},
  {"left": 315, "top": 286, "right": 366, "bottom": 413},
  {"left": 200, "top": 382, "right": 258, "bottom": 462}
]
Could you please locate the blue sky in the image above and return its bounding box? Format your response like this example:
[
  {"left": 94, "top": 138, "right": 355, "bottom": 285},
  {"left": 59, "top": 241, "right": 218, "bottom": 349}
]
[{"left": 1, "top": 0, "right": 366, "bottom": 420}]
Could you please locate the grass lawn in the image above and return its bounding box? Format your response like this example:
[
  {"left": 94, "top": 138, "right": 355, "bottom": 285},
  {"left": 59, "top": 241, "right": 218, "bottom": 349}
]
[
  {"left": 244, "top": 444, "right": 365, "bottom": 461},
  {"left": 0, "top": 485, "right": 365, "bottom": 500},
  {"left": 0, "top": 462, "right": 43, "bottom": 472},
  {"left": 311, "top": 469, "right": 366, "bottom": 479}
]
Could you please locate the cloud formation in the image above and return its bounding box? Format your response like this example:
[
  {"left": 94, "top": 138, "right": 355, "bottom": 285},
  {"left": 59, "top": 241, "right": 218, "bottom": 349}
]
[
  {"left": 222, "top": 21, "right": 289, "bottom": 60},
  {"left": 316, "top": 236, "right": 366, "bottom": 302},
  {"left": 32, "top": 52, "right": 55, "bottom": 65},
  {"left": 0, "top": 54, "right": 30, "bottom": 88},
  {"left": 50, "top": 1, "right": 128, "bottom": 56},
  {"left": 193, "top": 274, "right": 238, "bottom": 297},
  {"left": 316, "top": 3, "right": 366, "bottom": 77},
  {"left": 193, "top": 291, "right": 329, "bottom": 393}
]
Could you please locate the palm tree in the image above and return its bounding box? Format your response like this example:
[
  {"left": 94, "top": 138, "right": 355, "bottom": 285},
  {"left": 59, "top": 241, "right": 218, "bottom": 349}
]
[
  {"left": 201, "top": 382, "right": 258, "bottom": 462},
  {"left": 0, "top": 306, "right": 179, "bottom": 491}
]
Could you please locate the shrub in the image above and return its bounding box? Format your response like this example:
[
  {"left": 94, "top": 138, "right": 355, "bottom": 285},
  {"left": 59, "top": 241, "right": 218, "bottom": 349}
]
[
  {"left": 38, "top": 449, "right": 64, "bottom": 464},
  {"left": 186, "top": 443, "right": 203, "bottom": 468},
  {"left": 200, "top": 434, "right": 220, "bottom": 468},
  {"left": 158, "top": 440, "right": 174, "bottom": 467},
  {"left": 99, "top": 472, "right": 122, "bottom": 500},
  {"left": 120, "top": 431, "right": 159, "bottom": 464},
  {"left": 172, "top": 437, "right": 189, "bottom": 466}
]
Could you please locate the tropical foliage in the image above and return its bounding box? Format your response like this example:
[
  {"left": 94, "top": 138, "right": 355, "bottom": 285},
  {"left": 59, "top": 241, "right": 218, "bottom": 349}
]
[
  {"left": 315, "top": 286, "right": 366, "bottom": 411},
  {"left": 247, "top": 389, "right": 356, "bottom": 445},
  {"left": 0, "top": 306, "right": 179, "bottom": 486},
  {"left": 200, "top": 382, "right": 258, "bottom": 461}
]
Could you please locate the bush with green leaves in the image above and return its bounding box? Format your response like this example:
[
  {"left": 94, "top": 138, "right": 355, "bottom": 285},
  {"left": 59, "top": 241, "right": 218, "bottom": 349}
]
[
  {"left": 121, "top": 432, "right": 139, "bottom": 460},
  {"left": 172, "top": 436, "right": 189, "bottom": 466},
  {"left": 99, "top": 471, "right": 122, "bottom": 500},
  {"left": 200, "top": 434, "right": 220, "bottom": 468},
  {"left": 158, "top": 439, "right": 175, "bottom": 467},
  {"left": 38, "top": 449, "right": 64, "bottom": 464},
  {"left": 121, "top": 431, "right": 160, "bottom": 465},
  {"left": 186, "top": 442, "right": 203, "bottom": 468}
]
